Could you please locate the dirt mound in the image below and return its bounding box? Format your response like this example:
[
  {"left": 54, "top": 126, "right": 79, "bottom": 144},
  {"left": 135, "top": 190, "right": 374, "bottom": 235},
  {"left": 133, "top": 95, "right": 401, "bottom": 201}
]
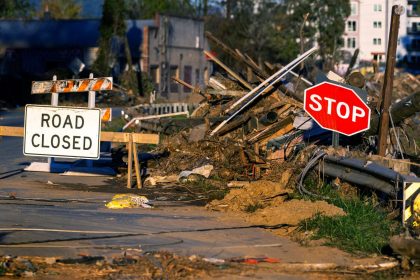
[
  {"left": 207, "top": 169, "right": 345, "bottom": 226},
  {"left": 207, "top": 170, "right": 294, "bottom": 211},
  {"left": 246, "top": 199, "right": 346, "bottom": 226}
]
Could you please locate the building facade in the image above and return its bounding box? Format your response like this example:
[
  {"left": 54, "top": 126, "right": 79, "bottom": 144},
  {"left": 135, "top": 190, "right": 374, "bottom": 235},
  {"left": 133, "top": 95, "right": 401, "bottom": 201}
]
[
  {"left": 141, "top": 15, "right": 212, "bottom": 102},
  {"left": 0, "top": 15, "right": 211, "bottom": 103},
  {"left": 342, "top": 0, "right": 408, "bottom": 63},
  {"left": 403, "top": 0, "right": 420, "bottom": 71}
]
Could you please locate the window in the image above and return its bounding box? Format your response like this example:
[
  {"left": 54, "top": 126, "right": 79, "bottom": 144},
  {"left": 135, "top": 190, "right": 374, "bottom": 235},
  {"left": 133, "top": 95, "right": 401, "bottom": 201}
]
[
  {"left": 183, "top": 65, "right": 192, "bottom": 93},
  {"left": 413, "top": 39, "right": 420, "bottom": 50},
  {"left": 373, "top": 38, "right": 382, "bottom": 45},
  {"left": 347, "top": 21, "right": 356, "bottom": 31},
  {"left": 412, "top": 22, "right": 420, "bottom": 32},
  {"left": 195, "top": 68, "right": 200, "bottom": 85},
  {"left": 347, "top": 37, "right": 356, "bottom": 48},
  {"left": 204, "top": 67, "right": 209, "bottom": 83},
  {"left": 351, "top": 3, "right": 357, "bottom": 15},
  {"left": 150, "top": 65, "right": 160, "bottom": 88},
  {"left": 373, "top": 54, "right": 382, "bottom": 61},
  {"left": 373, "top": 21, "right": 382, "bottom": 28},
  {"left": 170, "top": 66, "right": 179, "bottom": 93},
  {"left": 374, "top": 4, "right": 382, "bottom": 12}
]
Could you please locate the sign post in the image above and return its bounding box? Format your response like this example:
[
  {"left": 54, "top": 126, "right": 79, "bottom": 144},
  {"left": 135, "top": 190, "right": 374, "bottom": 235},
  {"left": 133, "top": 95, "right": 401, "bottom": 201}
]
[{"left": 304, "top": 81, "right": 371, "bottom": 137}]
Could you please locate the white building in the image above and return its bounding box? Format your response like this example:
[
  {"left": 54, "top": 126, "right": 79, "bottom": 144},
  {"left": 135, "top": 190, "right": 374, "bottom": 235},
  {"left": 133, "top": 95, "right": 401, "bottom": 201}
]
[
  {"left": 342, "top": 0, "right": 410, "bottom": 63},
  {"left": 404, "top": 0, "right": 420, "bottom": 69}
]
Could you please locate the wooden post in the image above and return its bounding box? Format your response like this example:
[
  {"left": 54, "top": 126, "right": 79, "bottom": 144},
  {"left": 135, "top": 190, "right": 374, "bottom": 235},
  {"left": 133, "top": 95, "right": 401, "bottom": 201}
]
[
  {"left": 378, "top": 5, "right": 403, "bottom": 156},
  {"left": 203, "top": 50, "right": 253, "bottom": 90},
  {"left": 253, "top": 143, "right": 261, "bottom": 179},
  {"left": 344, "top": 48, "right": 359, "bottom": 77},
  {"left": 127, "top": 133, "right": 133, "bottom": 188},
  {"left": 132, "top": 141, "right": 142, "bottom": 189}
]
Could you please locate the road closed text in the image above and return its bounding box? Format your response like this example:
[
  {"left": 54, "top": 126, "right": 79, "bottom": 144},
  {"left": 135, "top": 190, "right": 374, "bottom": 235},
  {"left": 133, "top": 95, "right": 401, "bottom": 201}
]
[
  {"left": 31, "top": 114, "right": 93, "bottom": 150},
  {"left": 24, "top": 106, "right": 101, "bottom": 159}
]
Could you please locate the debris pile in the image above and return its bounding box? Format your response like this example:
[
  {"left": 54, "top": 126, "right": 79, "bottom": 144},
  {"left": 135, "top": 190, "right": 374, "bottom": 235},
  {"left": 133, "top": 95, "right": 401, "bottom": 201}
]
[
  {"left": 116, "top": 35, "right": 420, "bottom": 259},
  {"left": 120, "top": 38, "right": 419, "bottom": 182}
]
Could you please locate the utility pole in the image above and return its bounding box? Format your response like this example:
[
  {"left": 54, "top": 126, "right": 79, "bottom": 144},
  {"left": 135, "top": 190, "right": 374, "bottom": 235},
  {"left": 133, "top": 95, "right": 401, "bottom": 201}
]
[{"left": 378, "top": 5, "right": 404, "bottom": 156}]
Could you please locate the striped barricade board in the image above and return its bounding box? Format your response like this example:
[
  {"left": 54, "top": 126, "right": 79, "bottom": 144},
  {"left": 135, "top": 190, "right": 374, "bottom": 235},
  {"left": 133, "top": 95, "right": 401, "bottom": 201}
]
[
  {"left": 101, "top": 108, "right": 112, "bottom": 122},
  {"left": 32, "top": 77, "right": 113, "bottom": 94},
  {"left": 403, "top": 181, "right": 420, "bottom": 228}
]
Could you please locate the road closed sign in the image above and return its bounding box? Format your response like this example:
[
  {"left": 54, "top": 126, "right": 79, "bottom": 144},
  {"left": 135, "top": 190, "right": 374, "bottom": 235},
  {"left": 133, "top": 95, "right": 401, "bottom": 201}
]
[{"left": 24, "top": 105, "right": 101, "bottom": 159}]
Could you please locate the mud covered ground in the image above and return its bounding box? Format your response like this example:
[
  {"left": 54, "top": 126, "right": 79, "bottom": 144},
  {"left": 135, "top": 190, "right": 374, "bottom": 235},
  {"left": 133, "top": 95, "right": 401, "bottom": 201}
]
[{"left": 1, "top": 253, "right": 419, "bottom": 280}]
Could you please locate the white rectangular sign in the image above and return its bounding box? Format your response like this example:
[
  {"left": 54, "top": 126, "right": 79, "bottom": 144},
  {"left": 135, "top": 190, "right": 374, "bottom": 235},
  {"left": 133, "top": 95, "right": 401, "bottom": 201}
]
[{"left": 24, "top": 105, "right": 101, "bottom": 159}]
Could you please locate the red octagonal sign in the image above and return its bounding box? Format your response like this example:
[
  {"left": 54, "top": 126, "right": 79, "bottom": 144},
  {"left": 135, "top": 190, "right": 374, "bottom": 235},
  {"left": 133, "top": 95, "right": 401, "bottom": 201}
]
[{"left": 304, "top": 81, "right": 371, "bottom": 136}]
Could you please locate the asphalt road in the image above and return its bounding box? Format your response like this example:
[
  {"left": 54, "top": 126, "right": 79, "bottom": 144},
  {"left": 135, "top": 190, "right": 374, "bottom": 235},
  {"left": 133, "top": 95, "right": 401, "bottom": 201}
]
[{"left": 0, "top": 108, "right": 373, "bottom": 275}]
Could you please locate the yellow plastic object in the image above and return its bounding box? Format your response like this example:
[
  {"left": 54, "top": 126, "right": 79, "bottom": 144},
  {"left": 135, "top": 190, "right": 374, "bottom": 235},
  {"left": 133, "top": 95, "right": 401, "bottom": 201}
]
[{"left": 105, "top": 194, "right": 151, "bottom": 209}]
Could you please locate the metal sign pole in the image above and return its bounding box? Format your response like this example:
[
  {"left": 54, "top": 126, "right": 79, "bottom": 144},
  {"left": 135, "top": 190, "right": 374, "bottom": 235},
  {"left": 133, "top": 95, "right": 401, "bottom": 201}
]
[
  {"left": 87, "top": 73, "right": 96, "bottom": 168},
  {"left": 332, "top": 132, "right": 339, "bottom": 147},
  {"left": 48, "top": 75, "right": 58, "bottom": 167}
]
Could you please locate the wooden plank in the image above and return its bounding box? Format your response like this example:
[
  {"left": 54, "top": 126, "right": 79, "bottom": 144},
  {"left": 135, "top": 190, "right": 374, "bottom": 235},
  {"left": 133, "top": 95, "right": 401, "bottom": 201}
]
[
  {"left": 0, "top": 126, "right": 159, "bottom": 144},
  {"left": 246, "top": 116, "right": 293, "bottom": 144},
  {"left": 244, "top": 53, "right": 260, "bottom": 69},
  {"left": 258, "top": 122, "right": 294, "bottom": 148},
  {"left": 0, "top": 126, "right": 24, "bottom": 137},
  {"left": 204, "top": 50, "right": 253, "bottom": 90},
  {"left": 216, "top": 114, "right": 251, "bottom": 136},
  {"left": 205, "top": 32, "right": 270, "bottom": 79},
  {"left": 206, "top": 89, "right": 246, "bottom": 97},
  {"left": 103, "top": 132, "right": 159, "bottom": 144},
  {"left": 171, "top": 76, "right": 194, "bottom": 90},
  {"left": 276, "top": 104, "right": 292, "bottom": 116},
  {"left": 127, "top": 134, "right": 133, "bottom": 189},
  {"left": 253, "top": 143, "right": 261, "bottom": 179},
  {"left": 132, "top": 142, "right": 142, "bottom": 189}
]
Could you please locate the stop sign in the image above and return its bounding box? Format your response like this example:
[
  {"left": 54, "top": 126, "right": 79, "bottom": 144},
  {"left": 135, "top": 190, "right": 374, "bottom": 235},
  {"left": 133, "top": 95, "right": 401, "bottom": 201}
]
[{"left": 304, "top": 81, "right": 371, "bottom": 136}]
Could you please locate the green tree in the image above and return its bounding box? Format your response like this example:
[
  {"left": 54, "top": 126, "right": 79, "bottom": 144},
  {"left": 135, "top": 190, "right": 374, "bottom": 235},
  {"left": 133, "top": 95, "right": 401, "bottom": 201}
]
[
  {"left": 0, "top": 0, "right": 33, "bottom": 19},
  {"left": 125, "top": 0, "right": 195, "bottom": 19},
  {"left": 94, "top": 0, "right": 126, "bottom": 75},
  {"left": 206, "top": 0, "right": 280, "bottom": 67},
  {"left": 205, "top": 0, "right": 350, "bottom": 69},
  {"left": 277, "top": 0, "right": 350, "bottom": 66},
  {"left": 39, "top": 0, "right": 82, "bottom": 19}
]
